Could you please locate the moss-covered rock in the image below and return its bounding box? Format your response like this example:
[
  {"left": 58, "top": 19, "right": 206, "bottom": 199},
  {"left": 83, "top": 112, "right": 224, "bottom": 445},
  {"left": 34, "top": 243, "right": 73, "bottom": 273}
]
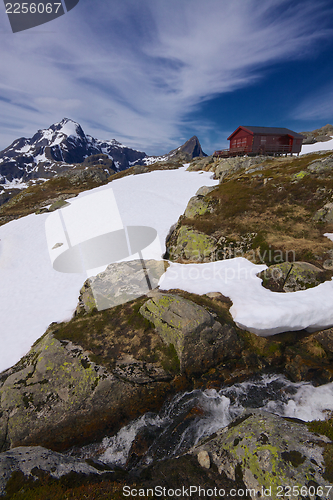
[
  {"left": 184, "top": 195, "right": 213, "bottom": 218},
  {"left": 168, "top": 225, "right": 218, "bottom": 262},
  {"left": 258, "top": 261, "right": 329, "bottom": 292},
  {"left": 139, "top": 293, "right": 242, "bottom": 374},
  {"left": 0, "top": 321, "right": 173, "bottom": 452},
  {"left": 192, "top": 410, "right": 333, "bottom": 499}
]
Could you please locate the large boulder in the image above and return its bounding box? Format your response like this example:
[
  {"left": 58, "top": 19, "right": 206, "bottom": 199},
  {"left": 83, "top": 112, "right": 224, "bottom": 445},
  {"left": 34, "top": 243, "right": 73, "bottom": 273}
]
[
  {"left": 0, "top": 323, "right": 173, "bottom": 452},
  {"left": 76, "top": 259, "right": 169, "bottom": 314},
  {"left": 184, "top": 195, "right": 214, "bottom": 218},
  {"left": 139, "top": 293, "right": 242, "bottom": 374},
  {"left": 308, "top": 155, "right": 333, "bottom": 174},
  {"left": 192, "top": 410, "right": 333, "bottom": 499},
  {"left": 214, "top": 156, "right": 265, "bottom": 182}
]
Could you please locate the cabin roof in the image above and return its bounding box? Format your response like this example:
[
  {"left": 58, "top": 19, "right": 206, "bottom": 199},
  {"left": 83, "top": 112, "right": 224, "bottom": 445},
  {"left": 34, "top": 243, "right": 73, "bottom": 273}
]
[{"left": 228, "top": 126, "right": 304, "bottom": 140}]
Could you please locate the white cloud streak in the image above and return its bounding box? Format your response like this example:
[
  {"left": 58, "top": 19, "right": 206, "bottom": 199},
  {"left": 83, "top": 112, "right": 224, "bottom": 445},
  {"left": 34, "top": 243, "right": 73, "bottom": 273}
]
[{"left": 0, "top": 0, "right": 332, "bottom": 153}]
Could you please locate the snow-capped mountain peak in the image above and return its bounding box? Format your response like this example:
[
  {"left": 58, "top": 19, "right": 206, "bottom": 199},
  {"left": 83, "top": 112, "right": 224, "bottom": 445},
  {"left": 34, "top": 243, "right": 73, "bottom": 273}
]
[{"left": 0, "top": 119, "right": 148, "bottom": 185}]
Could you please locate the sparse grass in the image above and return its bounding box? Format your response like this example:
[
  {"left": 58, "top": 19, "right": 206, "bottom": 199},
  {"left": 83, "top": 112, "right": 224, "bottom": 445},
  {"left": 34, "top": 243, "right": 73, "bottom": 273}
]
[
  {"left": 53, "top": 296, "right": 180, "bottom": 374},
  {"left": 178, "top": 152, "right": 333, "bottom": 265}
]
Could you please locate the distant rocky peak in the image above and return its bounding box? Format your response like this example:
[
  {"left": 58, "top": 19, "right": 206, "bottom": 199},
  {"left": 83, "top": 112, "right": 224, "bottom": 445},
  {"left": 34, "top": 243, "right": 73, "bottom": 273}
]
[
  {"left": 178, "top": 135, "right": 206, "bottom": 158},
  {"left": 165, "top": 135, "right": 207, "bottom": 161}
]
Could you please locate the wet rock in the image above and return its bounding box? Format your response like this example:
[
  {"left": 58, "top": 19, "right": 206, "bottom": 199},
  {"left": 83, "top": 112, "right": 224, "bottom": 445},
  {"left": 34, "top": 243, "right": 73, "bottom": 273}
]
[
  {"left": 139, "top": 293, "right": 242, "bottom": 374},
  {"left": 192, "top": 410, "right": 333, "bottom": 499},
  {"left": 76, "top": 259, "right": 169, "bottom": 314},
  {"left": 0, "top": 445, "right": 105, "bottom": 496}
]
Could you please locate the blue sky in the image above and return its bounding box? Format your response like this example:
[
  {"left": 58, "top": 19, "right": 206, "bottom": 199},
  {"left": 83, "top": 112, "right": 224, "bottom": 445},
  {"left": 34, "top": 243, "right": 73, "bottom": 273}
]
[{"left": 1, "top": 0, "right": 333, "bottom": 155}]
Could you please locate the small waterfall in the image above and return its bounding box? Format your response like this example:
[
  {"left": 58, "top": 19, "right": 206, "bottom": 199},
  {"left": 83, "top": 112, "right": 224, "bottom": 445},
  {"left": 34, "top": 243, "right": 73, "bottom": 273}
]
[{"left": 65, "top": 374, "right": 333, "bottom": 469}]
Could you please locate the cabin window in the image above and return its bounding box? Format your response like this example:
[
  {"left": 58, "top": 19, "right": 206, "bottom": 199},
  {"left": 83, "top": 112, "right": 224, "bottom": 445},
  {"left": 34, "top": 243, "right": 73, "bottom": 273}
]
[
  {"left": 242, "top": 138, "right": 247, "bottom": 146},
  {"left": 260, "top": 136, "right": 266, "bottom": 145}
]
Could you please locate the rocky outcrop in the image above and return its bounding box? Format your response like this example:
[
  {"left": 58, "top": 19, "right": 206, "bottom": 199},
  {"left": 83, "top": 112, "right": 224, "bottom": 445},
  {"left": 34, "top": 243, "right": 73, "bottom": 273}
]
[
  {"left": 300, "top": 124, "right": 333, "bottom": 144},
  {"left": 76, "top": 260, "right": 169, "bottom": 314},
  {"left": 314, "top": 201, "right": 333, "bottom": 223},
  {"left": 0, "top": 325, "right": 172, "bottom": 452},
  {"left": 258, "top": 261, "right": 329, "bottom": 292},
  {"left": 214, "top": 156, "right": 266, "bottom": 182},
  {"left": 0, "top": 446, "right": 107, "bottom": 496},
  {"left": 307, "top": 154, "right": 333, "bottom": 174},
  {"left": 167, "top": 225, "right": 218, "bottom": 262},
  {"left": 139, "top": 293, "right": 241, "bottom": 374},
  {"left": 192, "top": 410, "right": 333, "bottom": 499}
]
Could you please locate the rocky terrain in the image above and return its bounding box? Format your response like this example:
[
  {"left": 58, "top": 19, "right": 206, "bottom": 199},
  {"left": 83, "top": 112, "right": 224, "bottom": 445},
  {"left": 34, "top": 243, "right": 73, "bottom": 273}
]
[
  {"left": 300, "top": 123, "right": 333, "bottom": 144},
  {"left": 1, "top": 143, "right": 333, "bottom": 498}
]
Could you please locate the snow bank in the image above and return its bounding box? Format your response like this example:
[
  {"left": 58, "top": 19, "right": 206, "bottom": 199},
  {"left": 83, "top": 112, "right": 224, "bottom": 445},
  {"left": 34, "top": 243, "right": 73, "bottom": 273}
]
[
  {"left": 300, "top": 137, "right": 333, "bottom": 155},
  {"left": 159, "top": 259, "right": 333, "bottom": 336}
]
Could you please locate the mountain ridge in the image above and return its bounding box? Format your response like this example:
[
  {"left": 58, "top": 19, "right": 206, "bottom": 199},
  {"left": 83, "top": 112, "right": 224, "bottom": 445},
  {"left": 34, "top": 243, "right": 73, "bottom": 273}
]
[{"left": 0, "top": 118, "right": 206, "bottom": 189}]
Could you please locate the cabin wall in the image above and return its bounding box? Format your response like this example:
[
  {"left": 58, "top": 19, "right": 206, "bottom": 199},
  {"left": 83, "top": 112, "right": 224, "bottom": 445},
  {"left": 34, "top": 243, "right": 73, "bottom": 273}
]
[{"left": 229, "top": 129, "right": 253, "bottom": 151}]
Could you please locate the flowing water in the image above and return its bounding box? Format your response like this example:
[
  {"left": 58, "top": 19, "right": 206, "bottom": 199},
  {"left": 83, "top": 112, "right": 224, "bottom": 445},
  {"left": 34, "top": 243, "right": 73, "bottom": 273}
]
[{"left": 66, "top": 374, "right": 333, "bottom": 469}]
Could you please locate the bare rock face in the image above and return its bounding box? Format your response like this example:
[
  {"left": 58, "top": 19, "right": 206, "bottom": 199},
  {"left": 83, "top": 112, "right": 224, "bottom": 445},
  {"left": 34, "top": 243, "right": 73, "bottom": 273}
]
[
  {"left": 192, "top": 410, "right": 333, "bottom": 499},
  {"left": 139, "top": 293, "right": 242, "bottom": 374}
]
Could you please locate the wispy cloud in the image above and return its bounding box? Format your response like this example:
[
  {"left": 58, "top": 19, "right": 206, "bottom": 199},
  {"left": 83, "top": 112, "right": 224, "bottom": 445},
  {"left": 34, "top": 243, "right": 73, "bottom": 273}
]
[
  {"left": 0, "top": 0, "right": 332, "bottom": 153},
  {"left": 293, "top": 85, "right": 333, "bottom": 122}
]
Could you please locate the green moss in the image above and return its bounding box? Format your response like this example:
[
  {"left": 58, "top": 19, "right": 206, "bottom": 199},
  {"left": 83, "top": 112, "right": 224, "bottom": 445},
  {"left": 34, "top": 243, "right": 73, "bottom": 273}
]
[
  {"left": 307, "top": 417, "right": 333, "bottom": 441},
  {"left": 159, "top": 343, "right": 180, "bottom": 374}
]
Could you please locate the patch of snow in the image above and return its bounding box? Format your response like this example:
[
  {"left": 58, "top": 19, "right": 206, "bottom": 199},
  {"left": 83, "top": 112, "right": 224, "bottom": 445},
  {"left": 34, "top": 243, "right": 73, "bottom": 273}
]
[
  {"left": 300, "top": 137, "right": 333, "bottom": 155},
  {"left": 325, "top": 233, "right": 333, "bottom": 242},
  {"left": 0, "top": 178, "right": 29, "bottom": 190},
  {"left": 34, "top": 152, "right": 48, "bottom": 163},
  {"left": 16, "top": 144, "right": 31, "bottom": 154}
]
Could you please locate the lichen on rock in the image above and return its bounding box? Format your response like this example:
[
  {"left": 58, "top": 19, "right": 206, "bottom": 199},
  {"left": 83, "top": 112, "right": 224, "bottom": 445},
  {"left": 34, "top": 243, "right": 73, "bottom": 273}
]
[
  {"left": 139, "top": 293, "right": 241, "bottom": 374},
  {"left": 192, "top": 410, "right": 333, "bottom": 499}
]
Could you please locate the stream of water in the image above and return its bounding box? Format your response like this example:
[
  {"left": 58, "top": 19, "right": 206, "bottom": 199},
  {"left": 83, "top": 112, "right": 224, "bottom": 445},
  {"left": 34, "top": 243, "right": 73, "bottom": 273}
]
[{"left": 66, "top": 374, "right": 333, "bottom": 470}]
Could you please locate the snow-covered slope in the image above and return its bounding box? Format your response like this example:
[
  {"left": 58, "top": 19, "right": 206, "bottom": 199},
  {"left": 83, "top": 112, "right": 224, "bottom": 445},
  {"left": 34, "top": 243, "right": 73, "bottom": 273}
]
[{"left": 0, "top": 167, "right": 218, "bottom": 372}]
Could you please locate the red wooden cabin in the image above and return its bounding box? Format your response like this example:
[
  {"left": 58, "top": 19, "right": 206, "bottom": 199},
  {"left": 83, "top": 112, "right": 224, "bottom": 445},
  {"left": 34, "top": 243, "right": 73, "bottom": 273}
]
[{"left": 214, "top": 126, "right": 303, "bottom": 157}]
